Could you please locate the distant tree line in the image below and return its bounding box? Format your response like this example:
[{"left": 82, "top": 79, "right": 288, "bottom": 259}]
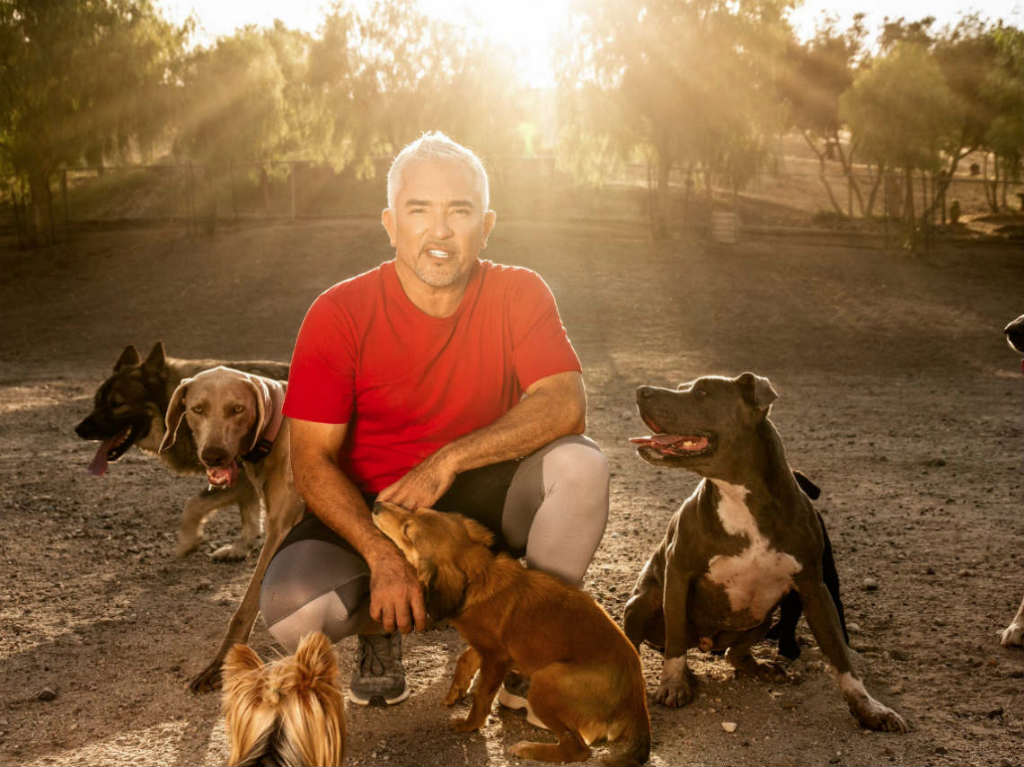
[{"left": 2, "top": 0, "right": 1022, "bottom": 244}]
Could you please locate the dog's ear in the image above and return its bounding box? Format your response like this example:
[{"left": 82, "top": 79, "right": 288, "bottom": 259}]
[
  {"left": 159, "top": 377, "right": 191, "bottom": 453},
  {"left": 420, "top": 560, "right": 466, "bottom": 622},
  {"left": 223, "top": 642, "right": 264, "bottom": 682},
  {"left": 736, "top": 372, "right": 777, "bottom": 417},
  {"left": 241, "top": 376, "right": 270, "bottom": 452},
  {"left": 459, "top": 516, "right": 495, "bottom": 547},
  {"left": 142, "top": 341, "right": 167, "bottom": 376},
  {"left": 292, "top": 631, "right": 340, "bottom": 686},
  {"left": 114, "top": 345, "right": 140, "bottom": 371}
]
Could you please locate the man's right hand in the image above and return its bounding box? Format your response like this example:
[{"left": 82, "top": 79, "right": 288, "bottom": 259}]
[{"left": 368, "top": 544, "right": 428, "bottom": 634}]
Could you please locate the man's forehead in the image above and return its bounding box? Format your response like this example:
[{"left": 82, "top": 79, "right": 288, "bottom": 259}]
[{"left": 395, "top": 158, "right": 482, "bottom": 205}]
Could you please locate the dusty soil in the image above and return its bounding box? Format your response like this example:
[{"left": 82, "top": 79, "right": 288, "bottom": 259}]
[{"left": 1, "top": 218, "right": 1023, "bottom": 766}]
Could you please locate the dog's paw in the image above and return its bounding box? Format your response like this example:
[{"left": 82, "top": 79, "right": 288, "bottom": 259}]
[
  {"left": 854, "top": 702, "right": 908, "bottom": 734},
  {"left": 211, "top": 542, "right": 249, "bottom": 561},
  {"left": 449, "top": 714, "right": 483, "bottom": 732},
  {"left": 1000, "top": 623, "right": 1023, "bottom": 647},
  {"left": 740, "top": 658, "right": 790, "bottom": 683},
  {"left": 443, "top": 684, "right": 467, "bottom": 706},
  {"left": 174, "top": 535, "right": 201, "bottom": 558},
  {"left": 654, "top": 678, "right": 694, "bottom": 708}
]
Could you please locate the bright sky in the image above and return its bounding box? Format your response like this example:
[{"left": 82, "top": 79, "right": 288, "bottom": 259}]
[{"left": 159, "top": 0, "right": 1024, "bottom": 87}]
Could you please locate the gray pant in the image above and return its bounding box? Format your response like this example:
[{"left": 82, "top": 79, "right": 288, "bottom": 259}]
[{"left": 259, "top": 435, "right": 610, "bottom": 651}]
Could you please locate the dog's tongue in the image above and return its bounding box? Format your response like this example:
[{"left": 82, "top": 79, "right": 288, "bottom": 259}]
[
  {"left": 630, "top": 434, "right": 709, "bottom": 452},
  {"left": 87, "top": 437, "right": 120, "bottom": 476},
  {"left": 206, "top": 463, "right": 239, "bottom": 487}
]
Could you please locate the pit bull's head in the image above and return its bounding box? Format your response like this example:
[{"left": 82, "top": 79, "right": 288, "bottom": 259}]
[{"left": 631, "top": 372, "right": 777, "bottom": 477}]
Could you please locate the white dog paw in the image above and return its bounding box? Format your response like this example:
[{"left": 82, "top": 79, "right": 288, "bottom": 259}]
[
  {"left": 1000, "top": 623, "right": 1023, "bottom": 648},
  {"left": 211, "top": 542, "right": 249, "bottom": 561}
]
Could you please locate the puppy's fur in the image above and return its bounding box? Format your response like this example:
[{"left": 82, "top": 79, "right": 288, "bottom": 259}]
[
  {"left": 372, "top": 502, "right": 650, "bottom": 766},
  {"left": 1002, "top": 315, "right": 1024, "bottom": 648},
  {"left": 160, "top": 366, "right": 304, "bottom": 692},
  {"left": 75, "top": 342, "right": 289, "bottom": 560},
  {"left": 222, "top": 632, "right": 345, "bottom": 767}
]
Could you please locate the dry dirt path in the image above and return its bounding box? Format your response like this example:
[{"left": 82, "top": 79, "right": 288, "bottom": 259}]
[{"left": 1, "top": 220, "right": 1022, "bottom": 765}]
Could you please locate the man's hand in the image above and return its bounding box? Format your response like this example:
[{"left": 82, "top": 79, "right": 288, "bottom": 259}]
[
  {"left": 376, "top": 450, "right": 457, "bottom": 510},
  {"left": 368, "top": 544, "right": 428, "bottom": 634}
]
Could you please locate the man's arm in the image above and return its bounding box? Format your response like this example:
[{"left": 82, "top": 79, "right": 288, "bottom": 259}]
[
  {"left": 376, "top": 370, "right": 586, "bottom": 510},
  {"left": 289, "top": 418, "right": 427, "bottom": 634}
]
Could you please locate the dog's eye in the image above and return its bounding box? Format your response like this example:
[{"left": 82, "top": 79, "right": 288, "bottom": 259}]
[
  {"left": 190, "top": 405, "right": 204, "bottom": 415},
  {"left": 401, "top": 522, "right": 413, "bottom": 539},
  {"left": 231, "top": 404, "right": 245, "bottom": 415}
]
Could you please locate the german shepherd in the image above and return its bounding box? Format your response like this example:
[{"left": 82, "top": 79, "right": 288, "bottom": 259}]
[
  {"left": 75, "top": 341, "right": 289, "bottom": 561},
  {"left": 372, "top": 502, "right": 650, "bottom": 766}
]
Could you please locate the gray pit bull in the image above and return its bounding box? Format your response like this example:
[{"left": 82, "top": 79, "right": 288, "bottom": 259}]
[{"left": 623, "top": 372, "right": 907, "bottom": 732}]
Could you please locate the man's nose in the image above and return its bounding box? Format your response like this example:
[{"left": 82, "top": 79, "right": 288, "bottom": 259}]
[{"left": 430, "top": 211, "right": 453, "bottom": 238}]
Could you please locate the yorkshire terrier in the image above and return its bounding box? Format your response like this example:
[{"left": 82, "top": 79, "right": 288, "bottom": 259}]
[{"left": 221, "top": 632, "right": 345, "bottom": 766}]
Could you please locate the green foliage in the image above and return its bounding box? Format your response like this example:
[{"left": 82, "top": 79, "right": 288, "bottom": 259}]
[{"left": 841, "top": 42, "right": 958, "bottom": 173}]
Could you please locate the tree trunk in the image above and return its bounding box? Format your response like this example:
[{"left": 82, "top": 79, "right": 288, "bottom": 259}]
[
  {"left": 803, "top": 131, "right": 844, "bottom": 216},
  {"left": 27, "top": 166, "right": 53, "bottom": 247},
  {"left": 864, "top": 162, "right": 884, "bottom": 218},
  {"left": 833, "top": 135, "right": 865, "bottom": 217},
  {"left": 904, "top": 166, "right": 915, "bottom": 226},
  {"left": 653, "top": 149, "right": 671, "bottom": 240}
]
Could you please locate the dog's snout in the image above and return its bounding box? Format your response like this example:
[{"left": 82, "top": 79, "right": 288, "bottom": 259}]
[{"left": 200, "top": 446, "right": 230, "bottom": 467}]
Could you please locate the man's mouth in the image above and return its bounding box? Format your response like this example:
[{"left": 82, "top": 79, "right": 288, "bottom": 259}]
[{"left": 425, "top": 248, "right": 453, "bottom": 259}]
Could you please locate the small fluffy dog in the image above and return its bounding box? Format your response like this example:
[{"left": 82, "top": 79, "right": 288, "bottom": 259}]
[
  {"left": 222, "top": 632, "right": 345, "bottom": 767},
  {"left": 372, "top": 502, "right": 650, "bottom": 766}
]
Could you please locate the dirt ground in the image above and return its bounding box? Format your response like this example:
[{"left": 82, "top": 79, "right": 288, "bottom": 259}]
[{"left": 1, "top": 218, "right": 1023, "bottom": 766}]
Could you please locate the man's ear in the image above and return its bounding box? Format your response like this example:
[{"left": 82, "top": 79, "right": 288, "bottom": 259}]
[
  {"left": 381, "top": 207, "right": 397, "bottom": 248},
  {"left": 736, "top": 372, "right": 777, "bottom": 418},
  {"left": 480, "top": 209, "right": 497, "bottom": 249}
]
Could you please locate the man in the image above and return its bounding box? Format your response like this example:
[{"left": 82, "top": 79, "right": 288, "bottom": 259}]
[{"left": 259, "top": 132, "right": 609, "bottom": 709}]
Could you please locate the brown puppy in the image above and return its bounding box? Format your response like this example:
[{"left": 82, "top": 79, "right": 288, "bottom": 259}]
[
  {"left": 372, "top": 502, "right": 650, "bottom": 766},
  {"left": 222, "top": 632, "right": 345, "bottom": 767},
  {"left": 160, "top": 366, "right": 305, "bottom": 692}
]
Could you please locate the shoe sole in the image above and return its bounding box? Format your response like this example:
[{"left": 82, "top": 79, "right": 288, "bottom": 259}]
[
  {"left": 348, "top": 686, "right": 411, "bottom": 706},
  {"left": 497, "top": 687, "right": 548, "bottom": 730}
]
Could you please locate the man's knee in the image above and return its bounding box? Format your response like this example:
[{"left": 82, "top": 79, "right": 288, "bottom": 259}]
[
  {"left": 260, "top": 539, "right": 369, "bottom": 651},
  {"left": 544, "top": 435, "right": 610, "bottom": 508}
]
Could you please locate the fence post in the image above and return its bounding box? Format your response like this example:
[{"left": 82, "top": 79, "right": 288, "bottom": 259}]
[
  {"left": 61, "top": 169, "right": 69, "bottom": 232},
  {"left": 290, "top": 162, "right": 296, "bottom": 221}
]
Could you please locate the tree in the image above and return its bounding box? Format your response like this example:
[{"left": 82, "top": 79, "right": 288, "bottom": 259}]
[
  {"left": 778, "top": 15, "right": 869, "bottom": 217},
  {"left": 840, "top": 42, "right": 958, "bottom": 227},
  {"left": 557, "top": 0, "right": 795, "bottom": 239},
  {"left": 0, "top": 0, "right": 187, "bottom": 245},
  {"left": 982, "top": 24, "right": 1024, "bottom": 211}
]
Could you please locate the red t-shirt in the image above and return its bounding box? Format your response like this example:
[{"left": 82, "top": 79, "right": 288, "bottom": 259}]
[{"left": 283, "top": 259, "right": 581, "bottom": 493}]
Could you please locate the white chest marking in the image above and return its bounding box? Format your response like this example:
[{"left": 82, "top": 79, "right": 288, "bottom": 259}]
[{"left": 705, "top": 480, "right": 802, "bottom": 619}]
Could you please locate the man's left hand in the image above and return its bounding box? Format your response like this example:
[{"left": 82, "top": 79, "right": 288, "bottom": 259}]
[{"left": 376, "top": 450, "right": 457, "bottom": 510}]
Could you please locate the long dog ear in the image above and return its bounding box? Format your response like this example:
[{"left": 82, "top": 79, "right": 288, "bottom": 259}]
[
  {"left": 114, "top": 345, "right": 140, "bottom": 371},
  {"left": 736, "top": 372, "right": 777, "bottom": 418},
  {"left": 420, "top": 560, "right": 466, "bottom": 622},
  {"left": 241, "top": 376, "right": 270, "bottom": 452},
  {"left": 459, "top": 516, "right": 495, "bottom": 547},
  {"left": 159, "top": 378, "right": 191, "bottom": 453}
]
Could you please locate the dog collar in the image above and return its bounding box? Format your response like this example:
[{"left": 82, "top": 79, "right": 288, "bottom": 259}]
[{"left": 242, "top": 378, "right": 286, "bottom": 464}]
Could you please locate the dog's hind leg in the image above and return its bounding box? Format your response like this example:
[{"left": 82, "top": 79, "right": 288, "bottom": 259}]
[
  {"left": 211, "top": 479, "right": 261, "bottom": 561},
  {"left": 508, "top": 667, "right": 591, "bottom": 764}
]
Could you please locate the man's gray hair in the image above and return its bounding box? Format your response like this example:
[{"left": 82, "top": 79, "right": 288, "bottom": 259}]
[{"left": 386, "top": 131, "right": 490, "bottom": 210}]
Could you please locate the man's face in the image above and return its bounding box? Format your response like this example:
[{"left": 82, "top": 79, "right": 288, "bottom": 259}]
[{"left": 382, "top": 158, "right": 496, "bottom": 292}]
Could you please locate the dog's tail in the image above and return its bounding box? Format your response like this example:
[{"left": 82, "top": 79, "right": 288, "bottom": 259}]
[{"left": 601, "top": 714, "right": 651, "bottom": 766}]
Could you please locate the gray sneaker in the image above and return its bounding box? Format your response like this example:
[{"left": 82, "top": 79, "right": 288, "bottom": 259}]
[
  {"left": 349, "top": 633, "right": 410, "bottom": 706},
  {"left": 497, "top": 671, "right": 548, "bottom": 729}
]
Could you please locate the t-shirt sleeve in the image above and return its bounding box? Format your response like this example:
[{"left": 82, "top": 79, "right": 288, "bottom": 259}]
[
  {"left": 283, "top": 291, "right": 356, "bottom": 424},
  {"left": 509, "top": 271, "right": 582, "bottom": 390}
]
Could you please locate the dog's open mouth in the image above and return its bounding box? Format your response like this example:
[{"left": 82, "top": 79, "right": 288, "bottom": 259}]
[
  {"left": 87, "top": 425, "right": 136, "bottom": 476},
  {"left": 205, "top": 462, "right": 240, "bottom": 488},
  {"left": 629, "top": 433, "right": 712, "bottom": 456}
]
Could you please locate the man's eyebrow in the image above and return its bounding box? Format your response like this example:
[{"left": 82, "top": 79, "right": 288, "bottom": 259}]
[{"left": 402, "top": 198, "right": 477, "bottom": 209}]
